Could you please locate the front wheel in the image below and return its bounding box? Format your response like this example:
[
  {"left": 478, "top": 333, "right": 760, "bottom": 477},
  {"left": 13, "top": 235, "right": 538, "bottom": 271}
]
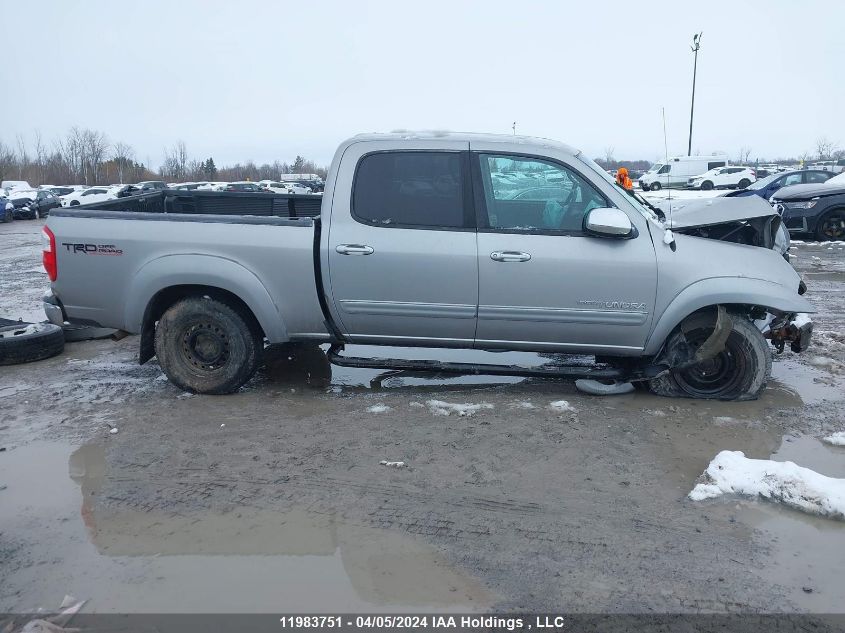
[
  {"left": 700, "top": 180, "right": 714, "bottom": 190},
  {"left": 650, "top": 182, "right": 661, "bottom": 191},
  {"left": 154, "top": 296, "right": 263, "bottom": 394},
  {"left": 648, "top": 313, "right": 771, "bottom": 401},
  {"left": 815, "top": 209, "right": 845, "bottom": 241}
]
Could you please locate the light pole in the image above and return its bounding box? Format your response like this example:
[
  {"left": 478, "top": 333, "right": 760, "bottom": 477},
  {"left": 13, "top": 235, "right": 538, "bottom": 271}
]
[{"left": 687, "top": 32, "right": 702, "bottom": 156}]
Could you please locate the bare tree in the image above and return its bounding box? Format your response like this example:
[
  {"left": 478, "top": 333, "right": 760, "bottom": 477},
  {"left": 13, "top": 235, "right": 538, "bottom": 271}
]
[
  {"left": 112, "top": 141, "right": 135, "bottom": 183},
  {"left": 738, "top": 146, "right": 752, "bottom": 164},
  {"left": 34, "top": 130, "right": 47, "bottom": 184},
  {"left": 0, "top": 140, "right": 17, "bottom": 182},
  {"left": 15, "top": 133, "right": 28, "bottom": 179},
  {"left": 816, "top": 137, "right": 837, "bottom": 161},
  {"left": 83, "top": 129, "right": 109, "bottom": 184},
  {"left": 603, "top": 146, "right": 615, "bottom": 165},
  {"left": 161, "top": 141, "right": 189, "bottom": 181}
]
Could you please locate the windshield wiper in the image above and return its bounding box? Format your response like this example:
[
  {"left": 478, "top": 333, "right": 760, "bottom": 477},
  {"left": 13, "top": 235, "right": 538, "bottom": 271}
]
[{"left": 615, "top": 182, "right": 665, "bottom": 221}]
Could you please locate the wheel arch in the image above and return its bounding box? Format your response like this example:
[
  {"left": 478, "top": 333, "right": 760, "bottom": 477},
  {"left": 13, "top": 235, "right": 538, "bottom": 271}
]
[
  {"left": 127, "top": 254, "right": 289, "bottom": 364},
  {"left": 643, "top": 277, "right": 814, "bottom": 356}
]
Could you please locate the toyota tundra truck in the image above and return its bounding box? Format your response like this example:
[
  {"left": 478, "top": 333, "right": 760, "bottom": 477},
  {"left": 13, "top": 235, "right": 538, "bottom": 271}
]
[{"left": 42, "top": 132, "right": 813, "bottom": 399}]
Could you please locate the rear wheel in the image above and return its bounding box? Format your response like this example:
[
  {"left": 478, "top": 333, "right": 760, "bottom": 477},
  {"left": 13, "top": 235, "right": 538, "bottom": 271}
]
[
  {"left": 738, "top": 178, "right": 751, "bottom": 189},
  {"left": 815, "top": 209, "right": 845, "bottom": 241},
  {"left": 154, "top": 296, "right": 262, "bottom": 394},
  {"left": 648, "top": 313, "right": 771, "bottom": 401},
  {"left": 701, "top": 180, "right": 714, "bottom": 190}
]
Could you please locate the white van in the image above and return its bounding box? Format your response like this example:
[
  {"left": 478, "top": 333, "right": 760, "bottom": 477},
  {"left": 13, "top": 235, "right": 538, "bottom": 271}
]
[{"left": 639, "top": 156, "right": 728, "bottom": 191}]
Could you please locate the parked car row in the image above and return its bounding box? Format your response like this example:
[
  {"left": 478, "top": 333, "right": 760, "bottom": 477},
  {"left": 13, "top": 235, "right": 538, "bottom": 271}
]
[{"left": 772, "top": 171, "right": 845, "bottom": 241}]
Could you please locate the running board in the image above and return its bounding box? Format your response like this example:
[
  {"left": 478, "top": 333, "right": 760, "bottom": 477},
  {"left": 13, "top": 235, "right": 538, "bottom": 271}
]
[{"left": 326, "top": 345, "right": 625, "bottom": 380}]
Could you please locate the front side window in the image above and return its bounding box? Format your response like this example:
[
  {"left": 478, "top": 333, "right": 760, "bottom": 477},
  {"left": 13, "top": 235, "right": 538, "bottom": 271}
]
[
  {"left": 658, "top": 164, "right": 671, "bottom": 174},
  {"left": 478, "top": 155, "right": 607, "bottom": 232},
  {"left": 353, "top": 151, "right": 466, "bottom": 228}
]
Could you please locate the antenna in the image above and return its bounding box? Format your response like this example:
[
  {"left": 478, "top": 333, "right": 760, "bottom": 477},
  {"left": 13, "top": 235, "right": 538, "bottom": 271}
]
[
  {"left": 662, "top": 107, "right": 676, "bottom": 251},
  {"left": 512, "top": 121, "right": 517, "bottom": 136},
  {"left": 662, "top": 107, "right": 672, "bottom": 216}
]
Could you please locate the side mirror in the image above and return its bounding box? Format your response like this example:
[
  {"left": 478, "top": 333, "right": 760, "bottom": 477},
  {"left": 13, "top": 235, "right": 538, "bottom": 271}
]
[{"left": 584, "top": 207, "right": 634, "bottom": 238}]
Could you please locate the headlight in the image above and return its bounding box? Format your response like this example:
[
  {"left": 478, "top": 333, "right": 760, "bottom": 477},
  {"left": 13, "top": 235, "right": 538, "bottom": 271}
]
[{"left": 784, "top": 200, "right": 817, "bottom": 209}]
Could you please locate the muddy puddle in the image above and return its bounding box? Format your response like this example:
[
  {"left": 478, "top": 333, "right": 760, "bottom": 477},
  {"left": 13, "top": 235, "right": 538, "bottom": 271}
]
[
  {"left": 0, "top": 441, "right": 493, "bottom": 613},
  {"left": 737, "top": 436, "right": 845, "bottom": 612},
  {"left": 258, "top": 343, "right": 845, "bottom": 406}
]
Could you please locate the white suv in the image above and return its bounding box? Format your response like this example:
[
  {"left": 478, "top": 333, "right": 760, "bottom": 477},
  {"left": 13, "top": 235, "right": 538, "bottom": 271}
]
[{"left": 688, "top": 167, "right": 756, "bottom": 190}]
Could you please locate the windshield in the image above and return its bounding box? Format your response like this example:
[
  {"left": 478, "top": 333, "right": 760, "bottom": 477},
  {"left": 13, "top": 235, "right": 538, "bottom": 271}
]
[
  {"left": 647, "top": 163, "right": 663, "bottom": 173},
  {"left": 575, "top": 152, "right": 662, "bottom": 223}
]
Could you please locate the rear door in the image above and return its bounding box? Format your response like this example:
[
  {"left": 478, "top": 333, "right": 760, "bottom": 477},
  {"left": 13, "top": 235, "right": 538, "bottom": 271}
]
[
  {"left": 326, "top": 142, "right": 479, "bottom": 343},
  {"left": 472, "top": 149, "right": 657, "bottom": 353}
]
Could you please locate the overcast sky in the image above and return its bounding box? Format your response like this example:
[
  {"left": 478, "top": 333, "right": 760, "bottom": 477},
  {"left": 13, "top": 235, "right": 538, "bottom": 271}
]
[{"left": 3, "top": 0, "right": 843, "bottom": 168}]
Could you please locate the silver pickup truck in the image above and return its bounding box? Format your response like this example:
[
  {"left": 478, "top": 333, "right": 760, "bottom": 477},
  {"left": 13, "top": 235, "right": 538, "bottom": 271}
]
[{"left": 42, "top": 132, "right": 813, "bottom": 399}]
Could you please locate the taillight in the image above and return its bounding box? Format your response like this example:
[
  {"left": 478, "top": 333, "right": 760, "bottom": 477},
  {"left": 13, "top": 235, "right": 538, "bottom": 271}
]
[{"left": 42, "top": 225, "right": 57, "bottom": 281}]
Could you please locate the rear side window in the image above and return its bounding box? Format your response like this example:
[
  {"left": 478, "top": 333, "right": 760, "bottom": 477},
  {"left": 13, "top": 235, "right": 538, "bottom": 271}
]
[
  {"left": 353, "top": 151, "right": 467, "bottom": 228},
  {"left": 806, "top": 172, "right": 832, "bottom": 184},
  {"left": 707, "top": 161, "right": 726, "bottom": 170}
]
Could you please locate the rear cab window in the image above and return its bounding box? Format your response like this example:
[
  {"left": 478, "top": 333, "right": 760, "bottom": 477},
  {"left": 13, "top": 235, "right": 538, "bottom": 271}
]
[{"left": 352, "top": 151, "right": 471, "bottom": 229}]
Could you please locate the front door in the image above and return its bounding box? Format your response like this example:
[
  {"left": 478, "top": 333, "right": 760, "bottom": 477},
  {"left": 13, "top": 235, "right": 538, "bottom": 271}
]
[
  {"left": 327, "top": 144, "right": 479, "bottom": 344},
  {"left": 472, "top": 151, "right": 657, "bottom": 353}
]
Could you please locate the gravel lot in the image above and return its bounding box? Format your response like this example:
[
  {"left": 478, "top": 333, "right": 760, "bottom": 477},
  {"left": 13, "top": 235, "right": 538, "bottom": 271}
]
[{"left": 1, "top": 216, "right": 844, "bottom": 618}]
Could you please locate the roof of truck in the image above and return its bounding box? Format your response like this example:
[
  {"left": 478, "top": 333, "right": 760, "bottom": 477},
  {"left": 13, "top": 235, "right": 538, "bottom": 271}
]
[{"left": 348, "top": 131, "right": 580, "bottom": 156}]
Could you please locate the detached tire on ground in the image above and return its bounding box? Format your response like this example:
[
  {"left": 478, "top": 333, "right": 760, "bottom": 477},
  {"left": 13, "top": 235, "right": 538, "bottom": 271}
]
[
  {"left": 154, "top": 296, "right": 263, "bottom": 394},
  {"left": 0, "top": 322, "right": 65, "bottom": 365},
  {"left": 647, "top": 312, "right": 771, "bottom": 401}
]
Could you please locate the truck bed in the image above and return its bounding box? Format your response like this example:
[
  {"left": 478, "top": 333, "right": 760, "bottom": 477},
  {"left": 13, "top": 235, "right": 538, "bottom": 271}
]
[
  {"left": 69, "top": 189, "right": 323, "bottom": 218},
  {"left": 47, "top": 197, "right": 329, "bottom": 345}
]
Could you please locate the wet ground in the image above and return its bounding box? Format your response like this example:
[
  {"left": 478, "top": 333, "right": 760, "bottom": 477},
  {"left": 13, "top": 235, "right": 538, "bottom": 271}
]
[{"left": 1, "top": 217, "right": 844, "bottom": 617}]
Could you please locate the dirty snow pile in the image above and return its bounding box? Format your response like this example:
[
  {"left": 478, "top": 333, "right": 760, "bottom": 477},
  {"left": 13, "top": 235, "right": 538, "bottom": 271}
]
[
  {"left": 689, "top": 450, "right": 845, "bottom": 520},
  {"left": 425, "top": 400, "right": 493, "bottom": 416},
  {"left": 823, "top": 432, "right": 845, "bottom": 447},
  {"left": 366, "top": 404, "right": 392, "bottom": 414}
]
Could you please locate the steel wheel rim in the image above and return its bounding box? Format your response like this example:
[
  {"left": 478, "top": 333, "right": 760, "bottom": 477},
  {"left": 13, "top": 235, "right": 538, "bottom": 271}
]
[
  {"left": 181, "top": 322, "right": 230, "bottom": 371},
  {"left": 674, "top": 330, "right": 747, "bottom": 396}
]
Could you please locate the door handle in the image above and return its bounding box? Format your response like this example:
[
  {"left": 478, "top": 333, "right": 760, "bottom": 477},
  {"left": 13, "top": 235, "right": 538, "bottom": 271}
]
[
  {"left": 336, "top": 244, "right": 374, "bottom": 255},
  {"left": 490, "top": 251, "right": 531, "bottom": 262}
]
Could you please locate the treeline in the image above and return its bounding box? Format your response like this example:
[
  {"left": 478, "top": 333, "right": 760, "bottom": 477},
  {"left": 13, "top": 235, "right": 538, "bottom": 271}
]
[{"left": 0, "top": 128, "right": 328, "bottom": 187}]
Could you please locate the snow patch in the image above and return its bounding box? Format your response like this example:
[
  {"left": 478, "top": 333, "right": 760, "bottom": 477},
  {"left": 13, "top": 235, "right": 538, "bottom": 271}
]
[
  {"left": 366, "top": 404, "right": 391, "bottom": 414},
  {"left": 425, "top": 399, "right": 493, "bottom": 417},
  {"left": 379, "top": 460, "right": 406, "bottom": 468},
  {"left": 510, "top": 400, "right": 536, "bottom": 410},
  {"left": 548, "top": 400, "right": 577, "bottom": 413},
  {"left": 689, "top": 450, "right": 845, "bottom": 520},
  {"left": 822, "top": 432, "right": 845, "bottom": 447}
]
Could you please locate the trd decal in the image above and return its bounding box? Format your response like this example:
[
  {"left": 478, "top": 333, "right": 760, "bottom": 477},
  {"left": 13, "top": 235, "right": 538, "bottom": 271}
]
[{"left": 62, "top": 243, "right": 123, "bottom": 256}]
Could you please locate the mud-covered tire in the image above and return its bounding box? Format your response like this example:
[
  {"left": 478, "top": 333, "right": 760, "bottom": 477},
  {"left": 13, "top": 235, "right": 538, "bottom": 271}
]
[
  {"left": 154, "top": 296, "right": 262, "bottom": 394},
  {"left": 647, "top": 313, "right": 771, "bottom": 401},
  {"left": 0, "top": 322, "right": 65, "bottom": 365}
]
